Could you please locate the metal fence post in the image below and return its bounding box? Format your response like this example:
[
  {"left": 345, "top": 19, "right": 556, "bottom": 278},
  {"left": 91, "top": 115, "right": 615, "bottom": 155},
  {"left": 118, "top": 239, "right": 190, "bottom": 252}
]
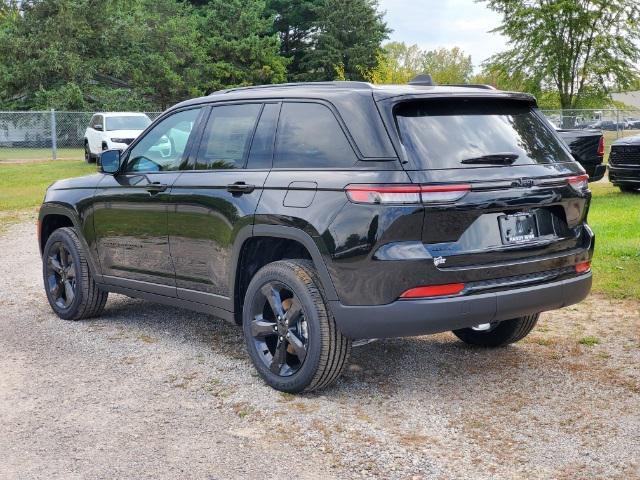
[{"left": 50, "top": 109, "right": 57, "bottom": 160}]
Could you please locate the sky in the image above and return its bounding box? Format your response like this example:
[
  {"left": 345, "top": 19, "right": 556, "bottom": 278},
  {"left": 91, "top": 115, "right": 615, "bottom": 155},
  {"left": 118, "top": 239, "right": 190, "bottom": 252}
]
[{"left": 377, "top": 0, "right": 508, "bottom": 70}]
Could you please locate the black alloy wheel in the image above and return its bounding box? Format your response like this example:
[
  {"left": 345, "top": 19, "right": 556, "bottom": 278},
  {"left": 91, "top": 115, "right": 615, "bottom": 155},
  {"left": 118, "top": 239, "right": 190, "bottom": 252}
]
[
  {"left": 45, "top": 241, "right": 77, "bottom": 309},
  {"left": 42, "top": 227, "right": 108, "bottom": 320},
  {"left": 249, "top": 281, "right": 309, "bottom": 377},
  {"left": 242, "top": 260, "right": 351, "bottom": 393}
]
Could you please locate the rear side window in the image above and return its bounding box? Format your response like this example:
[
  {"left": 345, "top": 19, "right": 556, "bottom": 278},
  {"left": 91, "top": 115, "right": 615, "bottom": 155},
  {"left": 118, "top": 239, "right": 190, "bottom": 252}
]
[
  {"left": 275, "top": 102, "right": 358, "bottom": 168},
  {"left": 246, "top": 103, "right": 280, "bottom": 169},
  {"left": 395, "top": 99, "right": 573, "bottom": 169},
  {"left": 196, "top": 104, "right": 262, "bottom": 169}
]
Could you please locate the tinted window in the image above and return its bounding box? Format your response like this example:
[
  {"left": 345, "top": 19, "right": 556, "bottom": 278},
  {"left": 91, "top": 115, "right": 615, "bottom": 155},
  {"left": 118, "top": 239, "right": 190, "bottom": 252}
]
[
  {"left": 196, "top": 104, "right": 262, "bottom": 170},
  {"left": 126, "top": 108, "right": 200, "bottom": 172},
  {"left": 395, "top": 99, "right": 573, "bottom": 169},
  {"left": 92, "top": 115, "right": 103, "bottom": 129},
  {"left": 246, "top": 103, "right": 279, "bottom": 169},
  {"left": 106, "top": 115, "right": 151, "bottom": 131},
  {"left": 275, "top": 102, "right": 357, "bottom": 168}
]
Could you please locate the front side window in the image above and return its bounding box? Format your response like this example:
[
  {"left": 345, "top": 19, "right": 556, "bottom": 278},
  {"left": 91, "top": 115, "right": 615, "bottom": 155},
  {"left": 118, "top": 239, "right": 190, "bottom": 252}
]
[
  {"left": 275, "top": 102, "right": 358, "bottom": 168},
  {"left": 196, "top": 104, "right": 262, "bottom": 170},
  {"left": 395, "top": 99, "right": 574, "bottom": 169},
  {"left": 126, "top": 108, "right": 200, "bottom": 172},
  {"left": 92, "top": 115, "right": 103, "bottom": 130},
  {"left": 106, "top": 115, "right": 151, "bottom": 131}
]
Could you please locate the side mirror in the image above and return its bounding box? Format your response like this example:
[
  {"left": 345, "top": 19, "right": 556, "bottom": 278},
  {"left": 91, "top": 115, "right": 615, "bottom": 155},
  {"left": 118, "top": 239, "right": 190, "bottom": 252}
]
[
  {"left": 99, "top": 149, "right": 122, "bottom": 174},
  {"left": 94, "top": 124, "right": 103, "bottom": 131}
]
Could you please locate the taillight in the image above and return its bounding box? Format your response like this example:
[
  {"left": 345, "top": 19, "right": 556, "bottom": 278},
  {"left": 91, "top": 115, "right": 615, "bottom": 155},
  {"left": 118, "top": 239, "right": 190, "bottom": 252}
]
[
  {"left": 575, "top": 261, "right": 591, "bottom": 274},
  {"left": 597, "top": 136, "right": 605, "bottom": 157},
  {"left": 345, "top": 184, "right": 470, "bottom": 204},
  {"left": 345, "top": 185, "right": 421, "bottom": 204},
  {"left": 400, "top": 283, "right": 465, "bottom": 299},
  {"left": 567, "top": 174, "right": 589, "bottom": 192},
  {"left": 420, "top": 184, "right": 471, "bottom": 203}
]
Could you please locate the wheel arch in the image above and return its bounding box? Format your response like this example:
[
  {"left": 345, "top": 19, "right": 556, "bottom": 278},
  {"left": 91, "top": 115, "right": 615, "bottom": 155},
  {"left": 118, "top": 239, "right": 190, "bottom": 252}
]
[
  {"left": 230, "top": 225, "right": 339, "bottom": 325},
  {"left": 39, "top": 204, "right": 102, "bottom": 281}
]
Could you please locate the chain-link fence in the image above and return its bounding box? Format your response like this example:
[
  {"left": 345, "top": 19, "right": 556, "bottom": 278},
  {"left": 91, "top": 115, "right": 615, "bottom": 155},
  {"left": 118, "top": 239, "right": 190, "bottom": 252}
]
[
  {"left": 541, "top": 108, "right": 640, "bottom": 137},
  {"left": 0, "top": 110, "right": 162, "bottom": 161},
  {"left": 2, "top": 108, "right": 640, "bottom": 162}
]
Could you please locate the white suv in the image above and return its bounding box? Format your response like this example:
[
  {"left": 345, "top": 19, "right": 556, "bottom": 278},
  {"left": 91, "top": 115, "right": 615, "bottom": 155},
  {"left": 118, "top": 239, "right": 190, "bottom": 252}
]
[{"left": 84, "top": 112, "right": 152, "bottom": 163}]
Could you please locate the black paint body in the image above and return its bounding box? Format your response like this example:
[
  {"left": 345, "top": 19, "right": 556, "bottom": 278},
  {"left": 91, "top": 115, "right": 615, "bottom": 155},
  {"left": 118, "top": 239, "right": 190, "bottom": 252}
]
[
  {"left": 39, "top": 83, "right": 595, "bottom": 339},
  {"left": 608, "top": 135, "right": 640, "bottom": 188},
  {"left": 556, "top": 129, "right": 606, "bottom": 181}
]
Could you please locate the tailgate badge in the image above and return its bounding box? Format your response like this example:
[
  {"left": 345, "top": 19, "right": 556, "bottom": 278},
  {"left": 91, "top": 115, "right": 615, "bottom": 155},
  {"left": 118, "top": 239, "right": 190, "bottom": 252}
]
[
  {"left": 433, "top": 256, "right": 446, "bottom": 266},
  {"left": 512, "top": 178, "right": 535, "bottom": 188}
]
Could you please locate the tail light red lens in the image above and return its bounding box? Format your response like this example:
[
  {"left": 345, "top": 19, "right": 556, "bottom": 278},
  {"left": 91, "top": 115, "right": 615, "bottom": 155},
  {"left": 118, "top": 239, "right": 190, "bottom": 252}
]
[
  {"left": 567, "top": 174, "right": 589, "bottom": 192},
  {"left": 400, "top": 283, "right": 465, "bottom": 299},
  {"left": 345, "top": 184, "right": 470, "bottom": 204},
  {"left": 597, "top": 136, "right": 605, "bottom": 157},
  {"left": 575, "top": 261, "right": 591, "bottom": 274},
  {"left": 345, "top": 185, "right": 421, "bottom": 204}
]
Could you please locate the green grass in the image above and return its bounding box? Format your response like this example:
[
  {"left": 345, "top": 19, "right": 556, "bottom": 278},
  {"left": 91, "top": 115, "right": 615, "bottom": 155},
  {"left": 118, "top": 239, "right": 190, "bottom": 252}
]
[
  {"left": 0, "top": 160, "right": 95, "bottom": 214},
  {"left": 0, "top": 147, "right": 84, "bottom": 162},
  {"left": 0, "top": 159, "right": 638, "bottom": 300},
  {"left": 578, "top": 336, "right": 600, "bottom": 347},
  {"left": 588, "top": 182, "right": 640, "bottom": 300}
]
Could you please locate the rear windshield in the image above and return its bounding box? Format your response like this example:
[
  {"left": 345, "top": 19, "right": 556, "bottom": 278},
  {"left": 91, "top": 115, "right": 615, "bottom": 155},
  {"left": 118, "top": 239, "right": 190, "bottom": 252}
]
[
  {"left": 395, "top": 99, "right": 573, "bottom": 169},
  {"left": 106, "top": 115, "right": 151, "bottom": 131}
]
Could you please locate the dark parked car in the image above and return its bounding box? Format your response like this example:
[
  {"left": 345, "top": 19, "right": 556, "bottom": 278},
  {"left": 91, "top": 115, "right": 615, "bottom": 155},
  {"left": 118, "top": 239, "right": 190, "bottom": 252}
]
[
  {"left": 38, "top": 80, "right": 594, "bottom": 392},
  {"left": 608, "top": 135, "right": 640, "bottom": 192},
  {"left": 556, "top": 129, "right": 606, "bottom": 181}
]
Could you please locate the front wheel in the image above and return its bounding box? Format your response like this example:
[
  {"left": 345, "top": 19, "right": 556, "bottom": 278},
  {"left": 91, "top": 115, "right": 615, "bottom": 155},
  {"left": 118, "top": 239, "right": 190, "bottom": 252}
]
[
  {"left": 242, "top": 260, "right": 351, "bottom": 393},
  {"left": 43, "top": 227, "right": 108, "bottom": 320},
  {"left": 619, "top": 185, "right": 638, "bottom": 193},
  {"left": 452, "top": 314, "right": 540, "bottom": 347},
  {"left": 84, "top": 142, "right": 94, "bottom": 163}
]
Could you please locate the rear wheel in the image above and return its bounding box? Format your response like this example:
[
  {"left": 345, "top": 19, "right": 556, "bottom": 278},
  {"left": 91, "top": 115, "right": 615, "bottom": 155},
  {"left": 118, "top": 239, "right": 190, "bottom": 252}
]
[
  {"left": 619, "top": 185, "right": 638, "bottom": 193},
  {"left": 452, "top": 314, "right": 539, "bottom": 347},
  {"left": 43, "top": 227, "right": 108, "bottom": 320},
  {"left": 242, "top": 260, "right": 351, "bottom": 393}
]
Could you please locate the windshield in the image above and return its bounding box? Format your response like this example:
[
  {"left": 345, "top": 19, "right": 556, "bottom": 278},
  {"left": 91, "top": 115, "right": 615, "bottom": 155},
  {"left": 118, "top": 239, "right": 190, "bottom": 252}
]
[
  {"left": 105, "top": 115, "right": 151, "bottom": 131},
  {"left": 395, "top": 99, "right": 573, "bottom": 169}
]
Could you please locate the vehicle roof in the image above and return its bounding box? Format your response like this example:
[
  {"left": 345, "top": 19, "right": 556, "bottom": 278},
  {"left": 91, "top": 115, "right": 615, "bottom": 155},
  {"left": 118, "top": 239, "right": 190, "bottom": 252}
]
[
  {"left": 168, "top": 82, "right": 536, "bottom": 160},
  {"left": 93, "top": 112, "right": 150, "bottom": 117},
  {"left": 172, "top": 81, "right": 535, "bottom": 109}
]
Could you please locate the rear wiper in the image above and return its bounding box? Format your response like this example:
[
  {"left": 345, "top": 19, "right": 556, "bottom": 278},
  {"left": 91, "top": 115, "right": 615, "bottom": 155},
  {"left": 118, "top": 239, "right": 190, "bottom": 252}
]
[{"left": 460, "top": 153, "right": 519, "bottom": 165}]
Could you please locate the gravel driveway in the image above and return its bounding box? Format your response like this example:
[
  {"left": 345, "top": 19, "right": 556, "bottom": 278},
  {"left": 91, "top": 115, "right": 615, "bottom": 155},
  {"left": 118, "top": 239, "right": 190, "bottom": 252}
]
[{"left": 1, "top": 221, "right": 639, "bottom": 479}]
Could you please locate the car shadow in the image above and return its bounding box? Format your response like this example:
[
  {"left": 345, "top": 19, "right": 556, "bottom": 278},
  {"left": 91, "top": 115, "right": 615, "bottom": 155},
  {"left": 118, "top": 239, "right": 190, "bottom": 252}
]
[{"left": 96, "top": 296, "right": 545, "bottom": 395}]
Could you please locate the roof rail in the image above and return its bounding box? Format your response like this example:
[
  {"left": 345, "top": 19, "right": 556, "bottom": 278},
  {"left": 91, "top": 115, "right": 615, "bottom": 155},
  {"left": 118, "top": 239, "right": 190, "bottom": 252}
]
[
  {"left": 446, "top": 84, "right": 497, "bottom": 90},
  {"left": 212, "top": 81, "right": 374, "bottom": 95}
]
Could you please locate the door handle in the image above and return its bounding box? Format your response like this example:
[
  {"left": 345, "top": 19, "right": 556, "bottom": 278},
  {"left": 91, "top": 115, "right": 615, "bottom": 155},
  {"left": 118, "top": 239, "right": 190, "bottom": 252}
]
[
  {"left": 226, "top": 182, "right": 256, "bottom": 194},
  {"left": 146, "top": 182, "right": 168, "bottom": 193}
]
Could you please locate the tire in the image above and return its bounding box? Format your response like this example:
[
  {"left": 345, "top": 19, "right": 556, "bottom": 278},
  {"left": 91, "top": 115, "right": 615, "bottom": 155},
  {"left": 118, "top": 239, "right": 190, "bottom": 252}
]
[
  {"left": 42, "top": 227, "right": 108, "bottom": 320},
  {"left": 84, "top": 141, "right": 94, "bottom": 163},
  {"left": 452, "top": 314, "right": 540, "bottom": 348},
  {"left": 242, "top": 259, "right": 351, "bottom": 393},
  {"left": 619, "top": 185, "right": 638, "bottom": 193}
]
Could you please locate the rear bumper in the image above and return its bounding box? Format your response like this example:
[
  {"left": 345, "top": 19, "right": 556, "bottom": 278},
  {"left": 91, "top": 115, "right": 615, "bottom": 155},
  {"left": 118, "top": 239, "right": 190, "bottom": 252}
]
[
  {"left": 585, "top": 164, "right": 606, "bottom": 182},
  {"left": 609, "top": 165, "right": 640, "bottom": 185},
  {"left": 330, "top": 273, "right": 592, "bottom": 340}
]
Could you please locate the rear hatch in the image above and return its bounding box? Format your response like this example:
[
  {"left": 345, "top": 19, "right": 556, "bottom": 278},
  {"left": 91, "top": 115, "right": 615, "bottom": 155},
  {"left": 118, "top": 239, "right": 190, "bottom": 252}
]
[{"left": 387, "top": 96, "right": 592, "bottom": 284}]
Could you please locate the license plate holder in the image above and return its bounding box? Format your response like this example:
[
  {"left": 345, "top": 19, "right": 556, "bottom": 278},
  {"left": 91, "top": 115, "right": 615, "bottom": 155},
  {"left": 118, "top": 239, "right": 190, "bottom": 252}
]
[{"left": 499, "top": 213, "right": 539, "bottom": 244}]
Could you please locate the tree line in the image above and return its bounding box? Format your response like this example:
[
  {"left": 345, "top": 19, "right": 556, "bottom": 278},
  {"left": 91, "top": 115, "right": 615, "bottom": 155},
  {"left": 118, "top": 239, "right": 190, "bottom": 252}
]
[
  {"left": 0, "top": 0, "right": 390, "bottom": 110},
  {"left": 1, "top": 0, "right": 639, "bottom": 112}
]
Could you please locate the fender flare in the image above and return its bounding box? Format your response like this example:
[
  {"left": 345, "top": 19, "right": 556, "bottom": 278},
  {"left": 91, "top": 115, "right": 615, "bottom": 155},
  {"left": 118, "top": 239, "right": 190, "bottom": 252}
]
[
  {"left": 39, "top": 203, "right": 103, "bottom": 282},
  {"left": 230, "top": 224, "right": 339, "bottom": 305}
]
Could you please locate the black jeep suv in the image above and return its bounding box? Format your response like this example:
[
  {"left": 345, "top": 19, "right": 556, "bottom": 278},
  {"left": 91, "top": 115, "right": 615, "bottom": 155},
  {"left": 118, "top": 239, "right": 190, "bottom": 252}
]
[{"left": 39, "top": 81, "right": 594, "bottom": 392}]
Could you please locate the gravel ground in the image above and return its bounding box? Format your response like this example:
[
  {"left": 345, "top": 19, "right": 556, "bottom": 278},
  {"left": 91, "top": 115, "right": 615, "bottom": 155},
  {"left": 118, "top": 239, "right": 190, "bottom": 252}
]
[{"left": 1, "top": 221, "right": 639, "bottom": 479}]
